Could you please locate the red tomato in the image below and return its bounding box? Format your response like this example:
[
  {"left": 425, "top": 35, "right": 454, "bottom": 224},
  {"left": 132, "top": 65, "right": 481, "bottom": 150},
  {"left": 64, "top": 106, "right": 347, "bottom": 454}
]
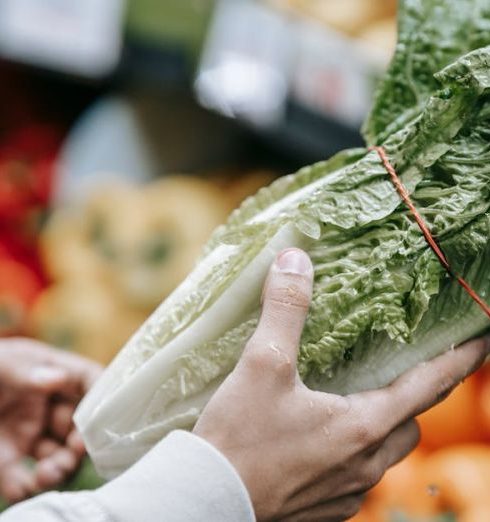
[
  {"left": 0, "top": 230, "right": 46, "bottom": 282},
  {"left": 0, "top": 124, "right": 60, "bottom": 221},
  {"left": 417, "top": 372, "right": 488, "bottom": 450}
]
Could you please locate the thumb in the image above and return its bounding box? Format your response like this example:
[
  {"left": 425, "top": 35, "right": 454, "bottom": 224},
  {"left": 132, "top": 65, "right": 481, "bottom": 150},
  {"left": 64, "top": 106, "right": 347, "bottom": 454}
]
[{"left": 242, "top": 248, "right": 313, "bottom": 379}]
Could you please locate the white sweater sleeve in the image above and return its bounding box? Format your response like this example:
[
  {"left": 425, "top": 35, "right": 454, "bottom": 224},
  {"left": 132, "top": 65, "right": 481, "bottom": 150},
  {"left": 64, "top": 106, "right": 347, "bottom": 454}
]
[{"left": 0, "top": 431, "right": 256, "bottom": 522}]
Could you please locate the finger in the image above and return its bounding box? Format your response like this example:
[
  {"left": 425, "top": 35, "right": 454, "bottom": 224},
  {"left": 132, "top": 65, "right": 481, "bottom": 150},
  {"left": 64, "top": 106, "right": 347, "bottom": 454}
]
[
  {"left": 49, "top": 402, "right": 75, "bottom": 441},
  {"left": 0, "top": 438, "right": 20, "bottom": 470},
  {"left": 342, "top": 420, "right": 420, "bottom": 497},
  {"left": 7, "top": 339, "right": 102, "bottom": 397},
  {"left": 46, "top": 350, "right": 102, "bottom": 396},
  {"left": 31, "top": 438, "right": 63, "bottom": 460},
  {"left": 242, "top": 249, "right": 313, "bottom": 379},
  {"left": 3, "top": 393, "right": 46, "bottom": 449},
  {"left": 354, "top": 336, "right": 490, "bottom": 432},
  {"left": 282, "top": 493, "right": 365, "bottom": 522},
  {"left": 5, "top": 363, "right": 71, "bottom": 395},
  {"left": 0, "top": 462, "right": 37, "bottom": 504},
  {"left": 376, "top": 419, "right": 420, "bottom": 470},
  {"left": 27, "top": 363, "right": 96, "bottom": 401},
  {"left": 287, "top": 421, "right": 419, "bottom": 509},
  {"left": 35, "top": 448, "right": 79, "bottom": 489},
  {"left": 66, "top": 430, "right": 86, "bottom": 458},
  {"left": 49, "top": 352, "right": 103, "bottom": 399}
]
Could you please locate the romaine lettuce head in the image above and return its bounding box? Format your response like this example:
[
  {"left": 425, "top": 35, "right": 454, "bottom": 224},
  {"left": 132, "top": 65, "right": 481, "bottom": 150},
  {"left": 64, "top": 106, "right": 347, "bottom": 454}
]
[{"left": 75, "top": 0, "right": 490, "bottom": 478}]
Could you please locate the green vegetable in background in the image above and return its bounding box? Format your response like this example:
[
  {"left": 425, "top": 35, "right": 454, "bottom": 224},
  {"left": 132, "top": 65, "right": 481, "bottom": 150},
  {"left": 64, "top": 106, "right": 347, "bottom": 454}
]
[
  {"left": 125, "top": 0, "right": 214, "bottom": 66},
  {"left": 75, "top": 0, "right": 490, "bottom": 478}
]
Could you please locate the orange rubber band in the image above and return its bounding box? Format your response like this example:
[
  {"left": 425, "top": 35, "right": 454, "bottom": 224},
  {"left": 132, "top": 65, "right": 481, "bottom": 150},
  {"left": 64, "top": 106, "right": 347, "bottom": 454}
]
[{"left": 370, "top": 145, "right": 490, "bottom": 320}]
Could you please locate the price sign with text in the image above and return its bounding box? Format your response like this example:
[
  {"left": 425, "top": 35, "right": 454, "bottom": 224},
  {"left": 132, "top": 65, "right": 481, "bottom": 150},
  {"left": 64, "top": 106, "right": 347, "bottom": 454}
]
[{"left": 0, "top": 0, "right": 126, "bottom": 77}]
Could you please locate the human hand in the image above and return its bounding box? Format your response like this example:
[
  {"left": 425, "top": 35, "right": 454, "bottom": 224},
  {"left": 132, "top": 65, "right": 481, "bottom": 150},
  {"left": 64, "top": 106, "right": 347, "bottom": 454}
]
[
  {"left": 0, "top": 339, "right": 102, "bottom": 503},
  {"left": 194, "top": 248, "right": 490, "bottom": 522}
]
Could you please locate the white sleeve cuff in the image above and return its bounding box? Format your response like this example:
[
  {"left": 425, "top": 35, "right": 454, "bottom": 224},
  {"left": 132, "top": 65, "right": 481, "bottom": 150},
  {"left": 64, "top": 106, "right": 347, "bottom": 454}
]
[
  {"left": 92, "top": 430, "right": 256, "bottom": 522},
  {"left": 0, "top": 491, "right": 110, "bottom": 522}
]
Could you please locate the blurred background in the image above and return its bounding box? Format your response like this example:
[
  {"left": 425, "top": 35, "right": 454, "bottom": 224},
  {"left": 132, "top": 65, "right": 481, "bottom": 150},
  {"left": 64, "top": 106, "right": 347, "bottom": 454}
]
[{"left": 1, "top": 1, "right": 489, "bottom": 521}]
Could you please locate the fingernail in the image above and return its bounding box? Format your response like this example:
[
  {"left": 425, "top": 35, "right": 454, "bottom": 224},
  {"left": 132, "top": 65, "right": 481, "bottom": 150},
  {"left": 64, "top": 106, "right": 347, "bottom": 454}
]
[
  {"left": 67, "top": 431, "right": 86, "bottom": 456},
  {"left": 30, "top": 366, "right": 65, "bottom": 386},
  {"left": 276, "top": 249, "right": 312, "bottom": 275}
]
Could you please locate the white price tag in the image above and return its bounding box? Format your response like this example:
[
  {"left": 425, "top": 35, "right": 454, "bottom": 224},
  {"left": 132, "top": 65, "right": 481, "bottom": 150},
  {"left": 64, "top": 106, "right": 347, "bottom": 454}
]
[
  {"left": 197, "top": 0, "right": 382, "bottom": 129},
  {"left": 0, "top": 0, "right": 126, "bottom": 77},
  {"left": 293, "top": 21, "right": 374, "bottom": 126},
  {"left": 196, "top": 0, "right": 293, "bottom": 127}
]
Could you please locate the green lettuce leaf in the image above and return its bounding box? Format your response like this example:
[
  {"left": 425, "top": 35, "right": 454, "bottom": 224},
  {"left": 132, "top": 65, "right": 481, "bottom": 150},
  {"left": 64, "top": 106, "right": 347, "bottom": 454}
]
[{"left": 363, "top": 0, "right": 490, "bottom": 144}]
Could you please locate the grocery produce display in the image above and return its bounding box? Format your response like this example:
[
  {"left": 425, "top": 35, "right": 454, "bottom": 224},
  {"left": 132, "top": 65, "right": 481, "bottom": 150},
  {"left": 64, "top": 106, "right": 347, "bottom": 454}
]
[
  {"left": 0, "top": 124, "right": 61, "bottom": 336},
  {"left": 29, "top": 172, "right": 276, "bottom": 365},
  {"left": 352, "top": 366, "right": 490, "bottom": 521},
  {"left": 270, "top": 0, "right": 396, "bottom": 37},
  {"left": 270, "top": 0, "right": 398, "bottom": 60},
  {"left": 30, "top": 177, "right": 230, "bottom": 364},
  {"left": 76, "top": 0, "right": 490, "bottom": 483},
  {"left": 1, "top": 1, "right": 490, "bottom": 520}
]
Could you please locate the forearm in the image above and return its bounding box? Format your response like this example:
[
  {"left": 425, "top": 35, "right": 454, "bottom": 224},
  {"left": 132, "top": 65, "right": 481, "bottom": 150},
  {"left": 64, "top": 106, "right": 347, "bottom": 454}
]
[{"left": 0, "top": 431, "right": 255, "bottom": 522}]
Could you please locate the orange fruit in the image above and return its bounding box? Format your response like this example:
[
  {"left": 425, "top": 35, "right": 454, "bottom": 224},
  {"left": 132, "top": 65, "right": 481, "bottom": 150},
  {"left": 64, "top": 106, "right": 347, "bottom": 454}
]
[
  {"left": 422, "top": 445, "right": 490, "bottom": 515},
  {"left": 417, "top": 373, "right": 487, "bottom": 449},
  {"left": 368, "top": 449, "right": 438, "bottom": 520},
  {"left": 460, "top": 505, "right": 490, "bottom": 522},
  {"left": 347, "top": 508, "right": 373, "bottom": 522},
  {"left": 478, "top": 369, "right": 490, "bottom": 440}
]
